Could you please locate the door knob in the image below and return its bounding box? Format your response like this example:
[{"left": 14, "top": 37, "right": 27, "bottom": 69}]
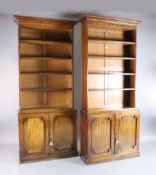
[
  {"left": 115, "top": 138, "right": 120, "bottom": 144},
  {"left": 49, "top": 140, "right": 54, "bottom": 146}
]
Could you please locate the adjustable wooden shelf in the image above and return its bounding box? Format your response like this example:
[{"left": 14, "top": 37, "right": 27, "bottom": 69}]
[
  {"left": 79, "top": 14, "right": 140, "bottom": 164},
  {"left": 15, "top": 16, "right": 78, "bottom": 163}
]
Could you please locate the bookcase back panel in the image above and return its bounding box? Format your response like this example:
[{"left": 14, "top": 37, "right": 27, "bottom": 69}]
[
  {"left": 88, "top": 91, "right": 104, "bottom": 108},
  {"left": 46, "top": 59, "right": 72, "bottom": 72},
  {"left": 88, "top": 90, "right": 135, "bottom": 109},
  {"left": 20, "top": 43, "right": 43, "bottom": 57},
  {"left": 88, "top": 75, "right": 127, "bottom": 89},
  {"left": 105, "top": 44, "right": 124, "bottom": 57},
  {"left": 89, "top": 29, "right": 123, "bottom": 40},
  {"left": 105, "top": 75, "right": 123, "bottom": 89},
  {"left": 88, "top": 42, "right": 124, "bottom": 57},
  {"left": 88, "top": 75, "right": 135, "bottom": 90},
  {"left": 88, "top": 28, "right": 136, "bottom": 42},
  {"left": 20, "top": 27, "right": 43, "bottom": 40},
  {"left": 88, "top": 43, "right": 135, "bottom": 58},
  {"left": 106, "top": 75, "right": 135, "bottom": 89},
  {"left": 105, "top": 90, "right": 123, "bottom": 108},
  {"left": 20, "top": 74, "right": 43, "bottom": 89},
  {"left": 105, "top": 31, "right": 124, "bottom": 41},
  {"left": 20, "top": 90, "right": 73, "bottom": 108},
  {"left": 20, "top": 43, "right": 72, "bottom": 58},
  {"left": 20, "top": 74, "right": 73, "bottom": 89},
  {"left": 88, "top": 75, "right": 104, "bottom": 89},
  {"left": 88, "top": 59, "right": 129, "bottom": 72},
  {"left": 20, "top": 91, "right": 44, "bottom": 108},
  {"left": 20, "top": 27, "right": 73, "bottom": 42},
  {"left": 46, "top": 45, "right": 72, "bottom": 58},
  {"left": 20, "top": 59, "right": 43, "bottom": 72},
  {"left": 47, "top": 74, "right": 72, "bottom": 89},
  {"left": 105, "top": 60, "right": 124, "bottom": 72},
  {"left": 89, "top": 59, "right": 135, "bottom": 73},
  {"left": 47, "top": 91, "right": 72, "bottom": 108},
  {"left": 88, "top": 59, "right": 105, "bottom": 72},
  {"left": 20, "top": 59, "right": 72, "bottom": 73},
  {"left": 45, "top": 30, "right": 72, "bottom": 42}
]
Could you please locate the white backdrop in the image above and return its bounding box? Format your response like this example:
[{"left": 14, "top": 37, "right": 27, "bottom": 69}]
[
  {"left": 0, "top": 15, "right": 18, "bottom": 143},
  {"left": 137, "top": 17, "right": 156, "bottom": 140}
]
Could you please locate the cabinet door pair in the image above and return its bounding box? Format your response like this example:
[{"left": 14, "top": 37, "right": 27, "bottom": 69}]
[
  {"left": 19, "top": 112, "right": 77, "bottom": 160},
  {"left": 89, "top": 111, "right": 140, "bottom": 158}
]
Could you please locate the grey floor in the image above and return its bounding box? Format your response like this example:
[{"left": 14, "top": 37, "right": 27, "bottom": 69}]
[{"left": 1, "top": 139, "right": 156, "bottom": 175}]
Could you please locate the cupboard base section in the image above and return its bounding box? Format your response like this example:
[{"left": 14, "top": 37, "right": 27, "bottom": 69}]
[
  {"left": 80, "top": 151, "right": 139, "bottom": 165},
  {"left": 80, "top": 109, "right": 140, "bottom": 165},
  {"left": 18, "top": 109, "right": 78, "bottom": 163},
  {"left": 20, "top": 150, "right": 78, "bottom": 164}
]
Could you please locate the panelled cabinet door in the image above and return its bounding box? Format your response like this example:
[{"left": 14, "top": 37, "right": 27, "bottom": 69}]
[
  {"left": 19, "top": 113, "right": 48, "bottom": 156},
  {"left": 49, "top": 112, "right": 77, "bottom": 153},
  {"left": 116, "top": 111, "right": 140, "bottom": 155},
  {"left": 89, "top": 112, "right": 115, "bottom": 157}
]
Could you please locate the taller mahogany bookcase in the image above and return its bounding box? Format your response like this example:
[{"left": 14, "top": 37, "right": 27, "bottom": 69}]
[
  {"left": 15, "top": 16, "right": 77, "bottom": 163},
  {"left": 80, "top": 14, "right": 140, "bottom": 164}
]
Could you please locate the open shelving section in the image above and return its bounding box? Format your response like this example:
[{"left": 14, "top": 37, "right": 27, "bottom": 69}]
[
  {"left": 86, "top": 21, "right": 137, "bottom": 109},
  {"left": 19, "top": 23, "right": 74, "bottom": 109}
]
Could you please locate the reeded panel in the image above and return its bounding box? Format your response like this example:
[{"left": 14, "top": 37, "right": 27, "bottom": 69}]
[
  {"left": 90, "top": 113, "right": 114, "bottom": 155},
  {"left": 117, "top": 113, "right": 139, "bottom": 154},
  {"left": 91, "top": 118, "right": 110, "bottom": 153}
]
